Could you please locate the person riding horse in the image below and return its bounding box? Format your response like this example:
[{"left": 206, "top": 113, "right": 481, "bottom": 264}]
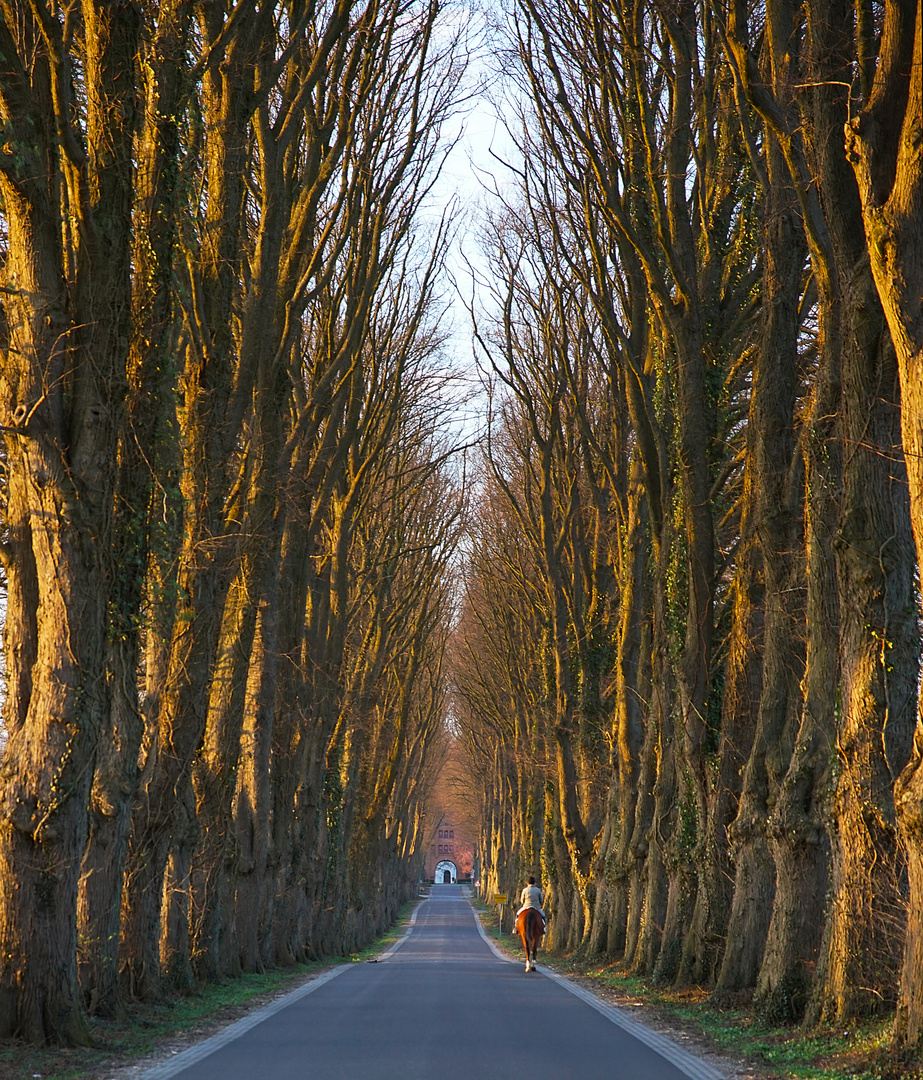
[
  {"left": 517, "top": 875, "right": 545, "bottom": 932},
  {"left": 515, "top": 876, "right": 545, "bottom": 971}
]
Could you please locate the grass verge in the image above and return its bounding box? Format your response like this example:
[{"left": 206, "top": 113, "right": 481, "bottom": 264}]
[
  {"left": 466, "top": 893, "right": 921, "bottom": 1080},
  {"left": 0, "top": 897, "right": 423, "bottom": 1080}
]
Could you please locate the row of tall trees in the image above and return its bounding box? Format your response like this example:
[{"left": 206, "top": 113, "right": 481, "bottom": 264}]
[
  {"left": 0, "top": 0, "right": 465, "bottom": 1044},
  {"left": 456, "top": 0, "right": 923, "bottom": 1049}
]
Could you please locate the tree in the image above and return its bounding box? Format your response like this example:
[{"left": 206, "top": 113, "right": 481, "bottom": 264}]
[
  {"left": 844, "top": 0, "right": 923, "bottom": 1048},
  {"left": 0, "top": 0, "right": 139, "bottom": 1042},
  {"left": 0, "top": 0, "right": 466, "bottom": 1040}
]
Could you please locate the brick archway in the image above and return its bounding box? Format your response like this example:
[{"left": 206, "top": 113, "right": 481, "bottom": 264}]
[{"left": 434, "top": 859, "right": 457, "bottom": 884}]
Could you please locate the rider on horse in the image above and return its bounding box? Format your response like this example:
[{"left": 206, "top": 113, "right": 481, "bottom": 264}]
[{"left": 517, "top": 875, "right": 545, "bottom": 932}]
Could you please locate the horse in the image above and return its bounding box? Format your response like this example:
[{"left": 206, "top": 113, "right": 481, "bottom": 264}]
[{"left": 515, "top": 907, "right": 544, "bottom": 972}]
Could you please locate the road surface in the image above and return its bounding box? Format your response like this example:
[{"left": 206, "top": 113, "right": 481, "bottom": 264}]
[{"left": 144, "top": 886, "right": 723, "bottom": 1080}]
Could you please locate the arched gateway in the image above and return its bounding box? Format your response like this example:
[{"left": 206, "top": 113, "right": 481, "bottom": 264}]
[{"left": 434, "top": 859, "right": 457, "bottom": 884}]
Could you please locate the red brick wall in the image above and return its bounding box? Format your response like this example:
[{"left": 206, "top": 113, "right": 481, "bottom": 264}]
[{"left": 423, "top": 817, "right": 473, "bottom": 880}]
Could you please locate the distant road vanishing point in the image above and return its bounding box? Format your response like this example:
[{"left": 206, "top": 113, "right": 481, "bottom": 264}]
[{"left": 141, "top": 886, "right": 725, "bottom": 1080}]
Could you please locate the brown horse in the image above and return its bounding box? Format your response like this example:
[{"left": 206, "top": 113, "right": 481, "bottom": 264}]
[{"left": 515, "top": 907, "right": 544, "bottom": 972}]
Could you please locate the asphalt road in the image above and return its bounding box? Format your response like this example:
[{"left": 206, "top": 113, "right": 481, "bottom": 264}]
[{"left": 147, "top": 886, "right": 721, "bottom": 1080}]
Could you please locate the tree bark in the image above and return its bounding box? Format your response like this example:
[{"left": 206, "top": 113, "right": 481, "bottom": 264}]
[
  {"left": 795, "top": 0, "right": 919, "bottom": 1023},
  {"left": 78, "top": 1, "right": 189, "bottom": 1017},
  {"left": 843, "top": 0, "right": 923, "bottom": 1047},
  {"left": 716, "top": 28, "right": 808, "bottom": 995},
  {"left": 757, "top": 281, "right": 838, "bottom": 1022},
  {"left": 0, "top": 1, "right": 137, "bottom": 1042}
]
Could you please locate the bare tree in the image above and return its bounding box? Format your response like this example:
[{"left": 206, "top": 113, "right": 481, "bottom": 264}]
[
  {"left": 0, "top": 0, "right": 139, "bottom": 1042},
  {"left": 845, "top": 0, "right": 923, "bottom": 1048}
]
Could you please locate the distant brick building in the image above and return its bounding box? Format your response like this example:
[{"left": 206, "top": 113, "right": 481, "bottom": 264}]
[{"left": 423, "top": 814, "right": 474, "bottom": 883}]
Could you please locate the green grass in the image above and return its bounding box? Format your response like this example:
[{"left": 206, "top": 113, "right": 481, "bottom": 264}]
[
  {"left": 349, "top": 898, "right": 419, "bottom": 961},
  {"left": 468, "top": 890, "right": 518, "bottom": 944}
]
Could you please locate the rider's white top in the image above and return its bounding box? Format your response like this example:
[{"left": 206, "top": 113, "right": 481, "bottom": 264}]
[{"left": 520, "top": 884, "right": 543, "bottom": 909}]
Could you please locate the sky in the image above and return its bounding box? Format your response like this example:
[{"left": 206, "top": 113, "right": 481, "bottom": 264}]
[{"left": 427, "top": 25, "right": 521, "bottom": 450}]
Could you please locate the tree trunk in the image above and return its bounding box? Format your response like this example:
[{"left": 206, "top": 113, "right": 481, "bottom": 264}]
[
  {"left": 653, "top": 736, "right": 697, "bottom": 986},
  {"left": 796, "top": 0, "right": 919, "bottom": 1023},
  {"left": 810, "top": 286, "right": 917, "bottom": 1024},
  {"left": 756, "top": 306, "right": 838, "bottom": 1021},
  {"left": 843, "top": 0, "right": 923, "bottom": 1045},
  {"left": 623, "top": 611, "right": 653, "bottom": 968},
  {"left": 716, "top": 118, "right": 807, "bottom": 995},
  {"left": 603, "top": 458, "right": 648, "bottom": 959},
  {"left": 235, "top": 588, "right": 279, "bottom": 973},
  {"left": 78, "top": 3, "right": 189, "bottom": 1015},
  {"left": 190, "top": 568, "right": 256, "bottom": 982},
  {"left": 78, "top": 645, "right": 144, "bottom": 1017},
  {"left": 633, "top": 528, "right": 675, "bottom": 977},
  {"left": 0, "top": 1, "right": 137, "bottom": 1042},
  {"left": 681, "top": 520, "right": 762, "bottom": 986}
]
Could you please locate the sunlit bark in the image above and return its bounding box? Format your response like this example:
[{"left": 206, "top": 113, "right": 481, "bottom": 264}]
[
  {"left": 0, "top": 0, "right": 137, "bottom": 1042},
  {"left": 845, "top": 0, "right": 923, "bottom": 1046}
]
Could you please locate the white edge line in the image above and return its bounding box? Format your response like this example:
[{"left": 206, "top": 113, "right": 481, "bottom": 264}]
[
  {"left": 140, "top": 897, "right": 429, "bottom": 1078},
  {"left": 464, "top": 890, "right": 723, "bottom": 1080},
  {"left": 138, "top": 964, "right": 349, "bottom": 1080},
  {"left": 540, "top": 970, "right": 726, "bottom": 1080},
  {"left": 377, "top": 896, "right": 426, "bottom": 959},
  {"left": 464, "top": 887, "right": 518, "bottom": 963}
]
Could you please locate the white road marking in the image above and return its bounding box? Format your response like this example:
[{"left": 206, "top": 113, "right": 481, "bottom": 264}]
[
  {"left": 138, "top": 965, "right": 349, "bottom": 1080},
  {"left": 464, "top": 889, "right": 725, "bottom": 1080},
  {"left": 377, "top": 898, "right": 426, "bottom": 959},
  {"left": 141, "top": 898, "right": 430, "bottom": 1078},
  {"left": 469, "top": 893, "right": 515, "bottom": 963},
  {"left": 541, "top": 969, "right": 726, "bottom": 1080}
]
